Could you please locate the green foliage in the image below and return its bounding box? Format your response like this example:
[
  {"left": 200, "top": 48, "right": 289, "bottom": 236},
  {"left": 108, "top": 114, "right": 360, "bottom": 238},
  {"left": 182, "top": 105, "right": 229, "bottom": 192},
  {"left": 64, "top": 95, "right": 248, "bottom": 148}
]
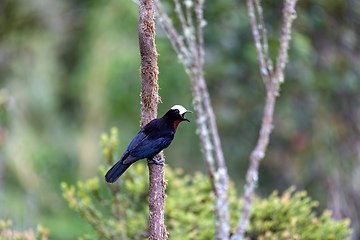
[
  {"left": 165, "top": 169, "right": 215, "bottom": 239},
  {"left": 247, "top": 187, "right": 351, "bottom": 239},
  {"left": 0, "top": 219, "right": 49, "bottom": 240},
  {"left": 61, "top": 128, "right": 351, "bottom": 239},
  {"left": 62, "top": 127, "right": 149, "bottom": 240}
]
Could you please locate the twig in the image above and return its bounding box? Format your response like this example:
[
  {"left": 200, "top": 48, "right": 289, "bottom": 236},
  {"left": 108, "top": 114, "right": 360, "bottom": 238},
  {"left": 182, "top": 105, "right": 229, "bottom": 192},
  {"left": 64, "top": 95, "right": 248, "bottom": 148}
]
[
  {"left": 246, "top": 0, "right": 271, "bottom": 88},
  {"left": 185, "top": 0, "right": 198, "bottom": 65},
  {"left": 254, "top": 0, "right": 273, "bottom": 77},
  {"left": 155, "top": 1, "right": 192, "bottom": 75},
  {"left": 274, "top": 0, "right": 298, "bottom": 85},
  {"left": 173, "top": 0, "right": 191, "bottom": 50},
  {"left": 231, "top": 0, "right": 299, "bottom": 239}
]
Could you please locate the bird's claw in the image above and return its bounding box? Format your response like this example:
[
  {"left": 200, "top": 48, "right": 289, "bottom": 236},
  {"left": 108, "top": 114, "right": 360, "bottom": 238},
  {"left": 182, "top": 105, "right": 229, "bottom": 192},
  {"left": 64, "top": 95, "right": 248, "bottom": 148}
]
[{"left": 148, "top": 158, "right": 165, "bottom": 165}]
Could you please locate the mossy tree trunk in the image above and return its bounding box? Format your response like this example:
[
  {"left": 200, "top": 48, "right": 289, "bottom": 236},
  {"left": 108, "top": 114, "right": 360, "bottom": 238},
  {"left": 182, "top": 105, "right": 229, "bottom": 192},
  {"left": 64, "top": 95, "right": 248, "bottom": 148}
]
[{"left": 138, "top": 0, "right": 168, "bottom": 239}]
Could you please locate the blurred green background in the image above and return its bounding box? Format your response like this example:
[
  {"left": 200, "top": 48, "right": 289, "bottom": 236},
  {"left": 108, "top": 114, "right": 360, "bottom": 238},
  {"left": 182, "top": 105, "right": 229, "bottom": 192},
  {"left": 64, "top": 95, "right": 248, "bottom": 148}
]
[{"left": 0, "top": 0, "right": 359, "bottom": 239}]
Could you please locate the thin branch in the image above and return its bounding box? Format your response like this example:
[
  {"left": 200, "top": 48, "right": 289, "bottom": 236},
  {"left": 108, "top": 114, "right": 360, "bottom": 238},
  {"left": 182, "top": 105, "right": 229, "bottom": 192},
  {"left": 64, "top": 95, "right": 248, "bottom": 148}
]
[
  {"left": 155, "top": 0, "right": 230, "bottom": 238},
  {"left": 155, "top": 0, "right": 194, "bottom": 77},
  {"left": 173, "top": 0, "right": 186, "bottom": 30},
  {"left": 274, "top": 0, "right": 298, "bottom": 84},
  {"left": 199, "top": 74, "right": 230, "bottom": 239},
  {"left": 231, "top": 0, "right": 299, "bottom": 239},
  {"left": 173, "top": 0, "right": 191, "bottom": 51},
  {"left": 194, "top": 89, "right": 217, "bottom": 192},
  {"left": 184, "top": 0, "right": 198, "bottom": 65},
  {"left": 185, "top": 0, "right": 194, "bottom": 31},
  {"left": 155, "top": 1, "right": 192, "bottom": 62},
  {"left": 195, "top": 0, "right": 230, "bottom": 237},
  {"left": 254, "top": 0, "right": 273, "bottom": 76},
  {"left": 247, "top": 0, "right": 271, "bottom": 88},
  {"left": 195, "top": 0, "right": 205, "bottom": 68},
  {"left": 231, "top": 89, "right": 277, "bottom": 240}
]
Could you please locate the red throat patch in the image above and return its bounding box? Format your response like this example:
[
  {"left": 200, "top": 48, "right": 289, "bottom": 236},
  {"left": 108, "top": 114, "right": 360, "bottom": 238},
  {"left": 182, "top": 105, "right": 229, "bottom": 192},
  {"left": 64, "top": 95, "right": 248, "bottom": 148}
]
[{"left": 173, "top": 119, "right": 183, "bottom": 131}]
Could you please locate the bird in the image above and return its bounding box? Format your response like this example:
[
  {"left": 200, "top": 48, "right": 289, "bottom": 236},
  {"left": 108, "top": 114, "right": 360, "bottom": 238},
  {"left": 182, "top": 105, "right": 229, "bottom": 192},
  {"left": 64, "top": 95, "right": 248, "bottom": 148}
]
[{"left": 105, "top": 105, "right": 192, "bottom": 183}]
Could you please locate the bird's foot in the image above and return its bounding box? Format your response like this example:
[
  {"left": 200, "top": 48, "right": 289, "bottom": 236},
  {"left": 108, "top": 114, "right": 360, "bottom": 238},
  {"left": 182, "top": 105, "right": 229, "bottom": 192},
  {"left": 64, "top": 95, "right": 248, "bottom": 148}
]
[{"left": 148, "top": 158, "right": 165, "bottom": 165}]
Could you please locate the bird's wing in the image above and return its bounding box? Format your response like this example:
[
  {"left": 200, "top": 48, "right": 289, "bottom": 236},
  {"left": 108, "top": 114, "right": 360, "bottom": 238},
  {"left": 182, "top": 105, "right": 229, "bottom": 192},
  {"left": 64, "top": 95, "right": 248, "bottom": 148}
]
[
  {"left": 122, "top": 135, "right": 173, "bottom": 164},
  {"left": 119, "top": 129, "right": 148, "bottom": 164},
  {"left": 126, "top": 128, "right": 148, "bottom": 151}
]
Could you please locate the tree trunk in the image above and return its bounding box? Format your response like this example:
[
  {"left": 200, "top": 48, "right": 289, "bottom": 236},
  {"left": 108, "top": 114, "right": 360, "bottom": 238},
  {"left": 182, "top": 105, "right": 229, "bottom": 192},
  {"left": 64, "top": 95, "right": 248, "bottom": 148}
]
[{"left": 138, "top": 0, "right": 167, "bottom": 239}]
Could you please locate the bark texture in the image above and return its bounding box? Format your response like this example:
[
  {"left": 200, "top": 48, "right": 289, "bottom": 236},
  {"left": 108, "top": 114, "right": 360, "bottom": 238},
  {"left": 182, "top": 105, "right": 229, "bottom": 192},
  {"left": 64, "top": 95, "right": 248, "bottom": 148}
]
[{"left": 138, "top": 0, "right": 167, "bottom": 239}]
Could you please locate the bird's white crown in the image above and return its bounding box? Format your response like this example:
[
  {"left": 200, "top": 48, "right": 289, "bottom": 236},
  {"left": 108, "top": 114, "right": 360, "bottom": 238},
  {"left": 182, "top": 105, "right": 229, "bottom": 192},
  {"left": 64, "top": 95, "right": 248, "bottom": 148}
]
[{"left": 171, "top": 105, "right": 188, "bottom": 115}]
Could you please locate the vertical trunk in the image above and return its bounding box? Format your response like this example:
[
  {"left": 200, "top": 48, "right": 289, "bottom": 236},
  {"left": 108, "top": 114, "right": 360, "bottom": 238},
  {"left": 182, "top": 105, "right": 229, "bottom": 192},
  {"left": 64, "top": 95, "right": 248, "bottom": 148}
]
[{"left": 138, "top": 0, "right": 167, "bottom": 239}]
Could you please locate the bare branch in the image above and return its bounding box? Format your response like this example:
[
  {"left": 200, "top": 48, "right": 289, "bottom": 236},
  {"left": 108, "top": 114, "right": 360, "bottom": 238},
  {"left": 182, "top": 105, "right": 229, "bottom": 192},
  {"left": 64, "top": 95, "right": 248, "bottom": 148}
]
[
  {"left": 254, "top": 0, "right": 273, "bottom": 76},
  {"left": 155, "top": 1, "right": 192, "bottom": 63},
  {"left": 231, "top": 90, "right": 277, "bottom": 240},
  {"left": 185, "top": 0, "right": 198, "bottom": 66},
  {"left": 155, "top": 0, "right": 230, "bottom": 237},
  {"left": 231, "top": 0, "right": 299, "bottom": 239},
  {"left": 173, "top": 0, "right": 191, "bottom": 50},
  {"left": 195, "top": 0, "right": 205, "bottom": 68},
  {"left": 247, "top": 0, "right": 271, "bottom": 88},
  {"left": 274, "top": 0, "right": 298, "bottom": 84},
  {"left": 185, "top": 0, "right": 194, "bottom": 30},
  {"left": 194, "top": 0, "right": 230, "bottom": 237}
]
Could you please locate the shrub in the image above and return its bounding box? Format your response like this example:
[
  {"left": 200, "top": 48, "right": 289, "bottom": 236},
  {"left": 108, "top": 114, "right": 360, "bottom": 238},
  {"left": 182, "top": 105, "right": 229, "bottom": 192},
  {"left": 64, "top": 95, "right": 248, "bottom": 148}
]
[
  {"left": 0, "top": 219, "right": 49, "bottom": 240},
  {"left": 61, "top": 128, "right": 351, "bottom": 239}
]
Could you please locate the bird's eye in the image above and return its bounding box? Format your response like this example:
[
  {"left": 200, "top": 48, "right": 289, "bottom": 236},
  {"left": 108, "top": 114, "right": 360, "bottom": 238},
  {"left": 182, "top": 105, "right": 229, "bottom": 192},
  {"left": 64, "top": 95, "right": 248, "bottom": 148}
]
[{"left": 175, "top": 109, "right": 180, "bottom": 114}]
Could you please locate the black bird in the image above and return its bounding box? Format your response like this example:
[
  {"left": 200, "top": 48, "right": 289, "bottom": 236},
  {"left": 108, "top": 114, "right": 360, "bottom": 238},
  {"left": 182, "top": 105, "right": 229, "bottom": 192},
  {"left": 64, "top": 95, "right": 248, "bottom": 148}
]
[{"left": 105, "top": 105, "right": 192, "bottom": 183}]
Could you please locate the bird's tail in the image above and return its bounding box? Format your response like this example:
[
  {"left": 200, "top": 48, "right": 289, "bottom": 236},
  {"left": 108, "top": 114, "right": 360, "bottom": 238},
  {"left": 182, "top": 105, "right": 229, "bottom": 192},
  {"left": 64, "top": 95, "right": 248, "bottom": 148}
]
[{"left": 105, "top": 161, "right": 131, "bottom": 183}]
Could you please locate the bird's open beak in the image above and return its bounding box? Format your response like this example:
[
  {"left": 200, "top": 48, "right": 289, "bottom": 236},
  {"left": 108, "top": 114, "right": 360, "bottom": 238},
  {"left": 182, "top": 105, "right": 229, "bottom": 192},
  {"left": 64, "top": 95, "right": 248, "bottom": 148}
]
[{"left": 182, "top": 110, "right": 192, "bottom": 122}]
